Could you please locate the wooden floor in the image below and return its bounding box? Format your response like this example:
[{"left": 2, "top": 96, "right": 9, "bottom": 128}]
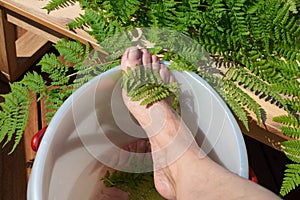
[{"left": 0, "top": 63, "right": 300, "bottom": 199}]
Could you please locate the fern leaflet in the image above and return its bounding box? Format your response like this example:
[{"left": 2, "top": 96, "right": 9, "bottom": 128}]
[{"left": 280, "top": 163, "right": 300, "bottom": 196}]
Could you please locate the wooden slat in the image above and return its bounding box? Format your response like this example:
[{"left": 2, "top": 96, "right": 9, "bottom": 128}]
[
  {"left": 23, "top": 92, "right": 39, "bottom": 180},
  {"left": 40, "top": 95, "right": 49, "bottom": 128},
  {"left": 0, "top": 139, "right": 27, "bottom": 200},
  {"left": 238, "top": 119, "right": 289, "bottom": 151},
  {"left": 16, "top": 30, "right": 49, "bottom": 58},
  {"left": 8, "top": 13, "right": 60, "bottom": 44}
]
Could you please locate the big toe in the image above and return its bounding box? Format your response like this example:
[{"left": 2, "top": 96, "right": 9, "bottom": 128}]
[{"left": 121, "top": 46, "right": 142, "bottom": 71}]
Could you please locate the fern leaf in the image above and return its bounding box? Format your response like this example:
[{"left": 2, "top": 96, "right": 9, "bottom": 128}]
[
  {"left": 285, "top": 98, "right": 300, "bottom": 112},
  {"left": 54, "top": 38, "right": 85, "bottom": 64},
  {"left": 280, "top": 126, "right": 300, "bottom": 139},
  {"left": 224, "top": 80, "right": 262, "bottom": 125},
  {"left": 273, "top": 114, "right": 300, "bottom": 127},
  {"left": 140, "top": 86, "right": 168, "bottom": 106},
  {"left": 0, "top": 83, "right": 31, "bottom": 153},
  {"left": 281, "top": 140, "right": 300, "bottom": 163},
  {"left": 226, "top": 66, "right": 287, "bottom": 109},
  {"left": 271, "top": 80, "right": 300, "bottom": 97},
  {"left": 122, "top": 66, "right": 180, "bottom": 111},
  {"left": 280, "top": 163, "right": 300, "bottom": 196},
  {"left": 223, "top": 92, "right": 249, "bottom": 131},
  {"left": 274, "top": 113, "right": 300, "bottom": 138},
  {"left": 22, "top": 71, "right": 47, "bottom": 95},
  {"left": 38, "top": 53, "right": 69, "bottom": 85},
  {"left": 43, "top": 0, "right": 76, "bottom": 12}
]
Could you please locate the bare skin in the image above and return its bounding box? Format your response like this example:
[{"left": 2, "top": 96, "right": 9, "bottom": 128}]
[
  {"left": 120, "top": 47, "right": 281, "bottom": 200},
  {"left": 92, "top": 140, "right": 151, "bottom": 200}
]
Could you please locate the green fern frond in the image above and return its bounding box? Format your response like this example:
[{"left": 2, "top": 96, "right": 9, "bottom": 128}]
[
  {"left": 280, "top": 126, "right": 300, "bottom": 138},
  {"left": 275, "top": 60, "right": 300, "bottom": 80},
  {"left": 280, "top": 163, "right": 300, "bottom": 196},
  {"left": 285, "top": 98, "right": 300, "bottom": 112},
  {"left": 273, "top": 114, "right": 300, "bottom": 127},
  {"left": 140, "top": 86, "right": 169, "bottom": 106},
  {"left": 66, "top": 11, "right": 90, "bottom": 30},
  {"left": 281, "top": 140, "right": 300, "bottom": 163},
  {"left": 0, "top": 83, "right": 31, "bottom": 153},
  {"left": 224, "top": 80, "right": 262, "bottom": 125},
  {"left": 122, "top": 66, "right": 181, "bottom": 112},
  {"left": 223, "top": 92, "right": 249, "bottom": 131},
  {"left": 226, "top": 66, "right": 287, "bottom": 108},
  {"left": 284, "top": 0, "right": 299, "bottom": 13},
  {"left": 54, "top": 38, "right": 86, "bottom": 64},
  {"left": 274, "top": 112, "right": 300, "bottom": 138},
  {"left": 43, "top": 85, "right": 73, "bottom": 123},
  {"left": 167, "top": 59, "right": 198, "bottom": 73},
  {"left": 38, "top": 53, "right": 70, "bottom": 85},
  {"left": 36, "top": 39, "right": 114, "bottom": 123},
  {"left": 271, "top": 80, "right": 300, "bottom": 97},
  {"left": 22, "top": 71, "right": 47, "bottom": 99},
  {"left": 43, "top": 0, "right": 76, "bottom": 12}
]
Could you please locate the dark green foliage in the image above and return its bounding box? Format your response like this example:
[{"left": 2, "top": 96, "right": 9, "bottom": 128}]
[
  {"left": 282, "top": 140, "right": 300, "bottom": 163},
  {"left": 45, "top": 0, "right": 300, "bottom": 129},
  {"left": 223, "top": 80, "right": 262, "bottom": 130},
  {"left": 36, "top": 39, "right": 119, "bottom": 122},
  {"left": 280, "top": 163, "right": 300, "bottom": 196},
  {"left": 0, "top": 72, "right": 47, "bottom": 153},
  {"left": 274, "top": 114, "right": 300, "bottom": 127},
  {"left": 0, "top": 39, "right": 119, "bottom": 152},
  {"left": 101, "top": 170, "right": 164, "bottom": 200},
  {"left": 0, "top": 83, "right": 30, "bottom": 154},
  {"left": 43, "top": 0, "right": 77, "bottom": 12},
  {"left": 274, "top": 114, "right": 300, "bottom": 138}
]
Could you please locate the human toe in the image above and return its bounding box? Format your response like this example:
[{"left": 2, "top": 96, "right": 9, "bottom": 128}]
[{"left": 121, "top": 46, "right": 142, "bottom": 71}]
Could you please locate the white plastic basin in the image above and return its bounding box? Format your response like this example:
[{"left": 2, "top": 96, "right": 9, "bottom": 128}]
[{"left": 27, "top": 66, "right": 248, "bottom": 200}]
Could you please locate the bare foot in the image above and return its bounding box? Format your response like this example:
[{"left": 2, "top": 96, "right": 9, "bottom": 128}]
[{"left": 121, "top": 47, "right": 201, "bottom": 199}]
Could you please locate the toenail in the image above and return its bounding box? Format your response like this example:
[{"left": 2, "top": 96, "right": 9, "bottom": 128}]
[
  {"left": 128, "top": 47, "right": 141, "bottom": 58},
  {"left": 141, "top": 48, "right": 150, "bottom": 54}
]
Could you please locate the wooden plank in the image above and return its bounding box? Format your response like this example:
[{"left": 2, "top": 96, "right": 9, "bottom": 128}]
[
  {"left": 23, "top": 92, "right": 39, "bottom": 180},
  {"left": 238, "top": 119, "right": 289, "bottom": 151},
  {"left": 0, "top": 139, "right": 27, "bottom": 200},
  {"left": 40, "top": 95, "right": 49, "bottom": 128},
  {"left": 8, "top": 13, "right": 60, "bottom": 44},
  {"left": 0, "top": 6, "right": 53, "bottom": 82},
  {"left": 0, "top": 0, "right": 100, "bottom": 49},
  {"left": 16, "top": 31, "right": 49, "bottom": 58},
  {"left": 0, "top": 6, "right": 18, "bottom": 81},
  {"left": 11, "top": 40, "right": 53, "bottom": 82}
]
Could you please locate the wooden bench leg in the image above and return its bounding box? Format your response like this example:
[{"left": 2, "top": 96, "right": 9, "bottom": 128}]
[
  {"left": 0, "top": 7, "right": 53, "bottom": 82},
  {"left": 0, "top": 7, "right": 18, "bottom": 82}
]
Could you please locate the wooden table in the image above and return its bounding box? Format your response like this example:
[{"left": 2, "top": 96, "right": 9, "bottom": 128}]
[
  {"left": 0, "top": 0, "right": 100, "bottom": 82},
  {"left": 0, "top": 0, "right": 294, "bottom": 181}
]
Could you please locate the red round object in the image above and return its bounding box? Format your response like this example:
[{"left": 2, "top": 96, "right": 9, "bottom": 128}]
[{"left": 31, "top": 126, "right": 48, "bottom": 152}]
